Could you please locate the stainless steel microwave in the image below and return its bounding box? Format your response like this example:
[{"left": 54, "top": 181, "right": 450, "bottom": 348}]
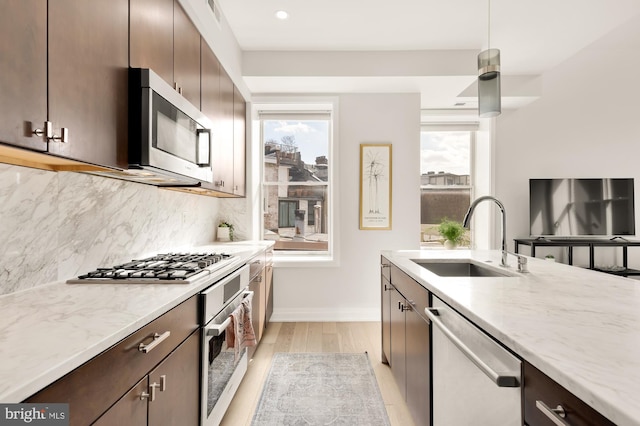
[{"left": 128, "top": 68, "right": 213, "bottom": 186}]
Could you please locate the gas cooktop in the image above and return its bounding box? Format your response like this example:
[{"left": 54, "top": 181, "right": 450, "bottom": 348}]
[{"left": 67, "top": 252, "right": 236, "bottom": 284}]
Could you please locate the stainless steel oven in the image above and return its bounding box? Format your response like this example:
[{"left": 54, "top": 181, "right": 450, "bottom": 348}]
[{"left": 200, "top": 264, "right": 251, "bottom": 426}]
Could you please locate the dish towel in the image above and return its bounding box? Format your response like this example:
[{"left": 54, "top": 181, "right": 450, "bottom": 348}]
[{"left": 226, "top": 296, "right": 257, "bottom": 362}]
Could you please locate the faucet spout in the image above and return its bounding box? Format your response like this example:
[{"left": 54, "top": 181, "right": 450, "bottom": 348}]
[{"left": 463, "top": 196, "right": 508, "bottom": 267}]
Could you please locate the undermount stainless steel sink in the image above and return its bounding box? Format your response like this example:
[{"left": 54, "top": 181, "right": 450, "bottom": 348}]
[{"left": 413, "top": 261, "right": 514, "bottom": 277}]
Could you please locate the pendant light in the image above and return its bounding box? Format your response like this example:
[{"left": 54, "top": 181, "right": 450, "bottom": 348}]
[{"left": 477, "top": 0, "right": 501, "bottom": 118}]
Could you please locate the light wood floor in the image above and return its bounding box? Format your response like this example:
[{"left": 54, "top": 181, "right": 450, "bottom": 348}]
[{"left": 220, "top": 322, "right": 415, "bottom": 426}]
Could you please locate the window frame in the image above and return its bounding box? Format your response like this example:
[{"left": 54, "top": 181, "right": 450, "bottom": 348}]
[
  {"left": 420, "top": 117, "right": 479, "bottom": 249},
  {"left": 255, "top": 98, "right": 340, "bottom": 267}
]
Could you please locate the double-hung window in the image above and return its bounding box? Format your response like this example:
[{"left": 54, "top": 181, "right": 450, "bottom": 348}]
[{"left": 259, "top": 105, "right": 334, "bottom": 259}]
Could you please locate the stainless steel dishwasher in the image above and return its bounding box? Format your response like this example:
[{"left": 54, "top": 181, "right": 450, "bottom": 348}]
[{"left": 425, "top": 296, "right": 522, "bottom": 425}]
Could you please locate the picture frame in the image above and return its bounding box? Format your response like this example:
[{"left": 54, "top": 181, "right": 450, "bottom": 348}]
[{"left": 359, "top": 143, "right": 392, "bottom": 230}]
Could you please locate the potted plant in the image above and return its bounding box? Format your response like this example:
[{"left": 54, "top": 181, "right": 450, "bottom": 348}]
[
  {"left": 217, "top": 221, "right": 234, "bottom": 242},
  {"left": 545, "top": 254, "right": 555, "bottom": 262},
  {"left": 437, "top": 219, "right": 466, "bottom": 249}
]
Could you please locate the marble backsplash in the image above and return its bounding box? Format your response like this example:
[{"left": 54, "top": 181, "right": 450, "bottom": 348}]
[{"left": 0, "top": 163, "right": 221, "bottom": 295}]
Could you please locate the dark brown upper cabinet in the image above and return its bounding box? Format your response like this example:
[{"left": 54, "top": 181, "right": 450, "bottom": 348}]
[
  {"left": 202, "top": 40, "right": 233, "bottom": 194},
  {"left": 200, "top": 47, "right": 246, "bottom": 197},
  {"left": 130, "top": 0, "right": 201, "bottom": 108},
  {"left": 201, "top": 42, "right": 232, "bottom": 194},
  {"left": 173, "top": 2, "right": 201, "bottom": 108},
  {"left": 47, "top": 0, "right": 129, "bottom": 169},
  {"left": 233, "top": 86, "right": 246, "bottom": 196},
  {"left": 0, "top": 0, "right": 48, "bottom": 151}
]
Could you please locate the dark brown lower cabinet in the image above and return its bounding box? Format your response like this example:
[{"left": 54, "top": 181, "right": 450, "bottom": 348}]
[
  {"left": 405, "top": 304, "right": 430, "bottom": 426},
  {"left": 389, "top": 282, "right": 407, "bottom": 400},
  {"left": 93, "top": 378, "right": 148, "bottom": 426},
  {"left": 523, "top": 361, "right": 615, "bottom": 426},
  {"left": 382, "top": 261, "right": 431, "bottom": 426},
  {"left": 95, "top": 331, "right": 200, "bottom": 426},
  {"left": 26, "top": 296, "right": 199, "bottom": 426}
]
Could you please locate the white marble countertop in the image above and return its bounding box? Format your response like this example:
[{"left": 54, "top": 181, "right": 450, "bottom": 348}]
[
  {"left": 0, "top": 241, "right": 273, "bottom": 403},
  {"left": 383, "top": 249, "right": 640, "bottom": 426}
]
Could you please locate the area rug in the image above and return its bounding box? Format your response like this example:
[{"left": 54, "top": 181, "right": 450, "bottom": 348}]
[{"left": 251, "top": 352, "right": 391, "bottom": 426}]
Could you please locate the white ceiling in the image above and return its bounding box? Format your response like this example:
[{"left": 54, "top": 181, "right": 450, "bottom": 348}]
[{"left": 217, "top": 0, "right": 640, "bottom": 109}]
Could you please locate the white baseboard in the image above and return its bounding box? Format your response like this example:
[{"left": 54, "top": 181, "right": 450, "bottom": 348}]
[{"left": 270, "top": 307, "right": 380, "bottom": 322}]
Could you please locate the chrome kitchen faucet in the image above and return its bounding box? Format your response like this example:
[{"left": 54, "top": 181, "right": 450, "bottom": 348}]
[{"left": 463, "top": 195, "right": 528, "bottom": 272}]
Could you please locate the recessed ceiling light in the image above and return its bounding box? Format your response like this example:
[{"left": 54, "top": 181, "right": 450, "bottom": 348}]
[{"left": 275, "top": 10, "right": 289, "bottom": 20}]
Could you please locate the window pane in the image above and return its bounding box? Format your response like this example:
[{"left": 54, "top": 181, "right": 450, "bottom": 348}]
[
  {"left": 420, "top": 131, "right": 471, "bottom": 246},
  {"left": 263, "top": 119, "right": 330, "bottom": 252},
  {"left": 264, "top": 120, "right": 329, "bottom": 183}
]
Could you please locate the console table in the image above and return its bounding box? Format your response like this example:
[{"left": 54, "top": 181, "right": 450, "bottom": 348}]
[{"left": 514, "top": 238, "right": 640, "bottom": 277}]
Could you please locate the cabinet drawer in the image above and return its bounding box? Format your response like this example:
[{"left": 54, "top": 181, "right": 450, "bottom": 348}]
[
  {"left": 523, "top": 361, "right": 615, "bottom": 426},
  {"left": 26, "top": 295, "right": 198, "bottom": 426},
  {"left": 249, "top": 252, "right": 265, "bottom": 280},
  {"left": 390, "top": 264, "right": 429, "bottom": 321}
]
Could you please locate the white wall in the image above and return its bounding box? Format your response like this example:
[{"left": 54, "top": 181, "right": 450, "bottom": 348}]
[
  {"left": 495, "top": 15, "right": 640, "bottom": 267},
  {"left": 270, "top": 93, "right": 421, "bottom": 321}
]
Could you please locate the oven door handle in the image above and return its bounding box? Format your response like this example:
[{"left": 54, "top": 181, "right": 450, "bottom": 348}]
[{"left": 206, "top": 290, "right": 254, "bottom": 337}]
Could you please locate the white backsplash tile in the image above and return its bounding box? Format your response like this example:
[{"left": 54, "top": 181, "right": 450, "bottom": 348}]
[
  {"left": 0, "top": 163, "right": 220, "bottom": 295},
  {"left": 0, "top": 166, "right": 59, "bottom": 294}
]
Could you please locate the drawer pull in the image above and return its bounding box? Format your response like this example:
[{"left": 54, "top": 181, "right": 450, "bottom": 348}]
[
  {"left": 159, "top": 375, "right": 167, "bottom": 392},
  {"left": 536, "top": 400, "right": 569, "bottom": 426},
  {"left": 138, "top": 331, "right": 171, "bottom": 353}
]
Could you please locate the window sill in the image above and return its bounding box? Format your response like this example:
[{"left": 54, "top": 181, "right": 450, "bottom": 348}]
[{"left": 273, "top": 253, "right": 339, "bottom": 268}]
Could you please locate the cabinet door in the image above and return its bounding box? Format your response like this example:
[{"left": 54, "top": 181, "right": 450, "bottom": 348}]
[
  {"left": 148, "top": 331, "right": 200, "bottom": 426},
  {"left": 201, "top": 42, "right": 228, "bottom": 192},
  {"left": 381, "top": 276, "right": 392, "bottom": 364},
  {"left": 216, "top": 67, "right": 235, "bottom": 193},
  {"left": 173, "top": 1, "right": 201, "bottom": 108},
  {"left": 130, "top": 0, "right": 174, "bottom": 87},
  {"left": 0, "top": 0, "right": 47, "bottom": 151},
  {"left": 389, "top": 286, "right": 407, "bottom": 400},
  {"left": 93, "top": 378, "right": 148, "bottom": 426},
  {"left": 265, "top": 262, "right": 274, "bottom": 326},
  {"left": 248, "top": 272, "right": 263, "bottom": 360},
  {"left": 47, "top": 0, "right": 129, "bottom": 168},
  {"left": 232, "top": 86, "right": 246, "bottom": 196},
  {"left": 381, "top": 256, "right": 392, "bottom": 364},
  {"left": 405, "top": 307, "right": 430, "bottom": 426}
]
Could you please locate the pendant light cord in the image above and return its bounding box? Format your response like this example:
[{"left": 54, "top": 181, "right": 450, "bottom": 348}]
[{"left": 488, "top": 0, "right": 491, "bottom": 50}]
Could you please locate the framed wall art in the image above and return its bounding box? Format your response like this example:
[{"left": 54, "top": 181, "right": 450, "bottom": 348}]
[{"left": 359, "top": 143, "right": 392, "bottom": 230}]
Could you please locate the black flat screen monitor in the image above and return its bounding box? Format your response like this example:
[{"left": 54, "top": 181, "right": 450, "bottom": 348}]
[{"left": 529, "top": 178, "right": 635, "bottom": 237}]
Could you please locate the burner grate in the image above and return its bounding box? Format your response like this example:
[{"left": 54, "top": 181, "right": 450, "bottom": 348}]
[{"left": 75, "top": 252, "right": 233, "bottom": 282}]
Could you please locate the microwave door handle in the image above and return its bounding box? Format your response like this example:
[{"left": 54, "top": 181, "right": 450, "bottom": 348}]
[{"left": 196, "top": 128, "right": 211, "bottom": 167}]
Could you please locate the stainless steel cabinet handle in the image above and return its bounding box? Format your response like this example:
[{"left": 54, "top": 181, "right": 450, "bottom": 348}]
[
  {"left": 381, "top": 264, "right": 390, "bottom": 268},
  {"left": 138, "top": 331, "right": 171, "bottom": 353},
  {"left": 400, "top": 302, "right": 412, "bottom": 312},
  {"left": 159, "top": 375, "right": 167, "bottom": 392},
  {"left": 140, "top": 381, "right": 160, "bottom": 401},
  {"left": 425, "top": 307, "right": 519, "bottom": 387},
  {"left": 536, "top": 400, "right": 569, "bottom": 426},
  {"left": 32, "top": 121, "right": 52, "bottom": 142},
  {"left": 50, "top": 127, "right": 69, "bottom": 143}
]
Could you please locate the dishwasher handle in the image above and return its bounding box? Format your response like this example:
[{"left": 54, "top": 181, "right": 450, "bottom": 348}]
[{"left": 425, "top": 307, "right": 520, "bottom": 388}]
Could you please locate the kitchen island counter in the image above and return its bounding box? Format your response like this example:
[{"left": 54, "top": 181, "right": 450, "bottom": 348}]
[
  {"left": 0, "top": 241, "right": 273, "bottom": 403},
  {"left": 383, "top": 249, "right": 640, "bottom": 426}
]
